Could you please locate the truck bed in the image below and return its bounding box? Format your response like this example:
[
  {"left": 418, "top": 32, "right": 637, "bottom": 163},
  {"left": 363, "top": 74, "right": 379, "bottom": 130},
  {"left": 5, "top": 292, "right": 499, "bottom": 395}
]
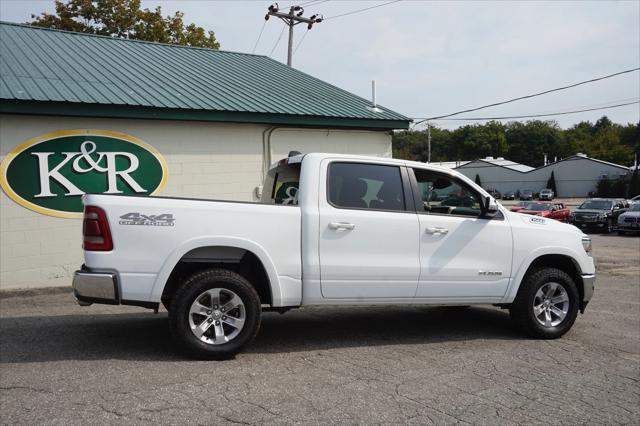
[{"left": 83, "top": 194, "right": 301, "bottom": 303}]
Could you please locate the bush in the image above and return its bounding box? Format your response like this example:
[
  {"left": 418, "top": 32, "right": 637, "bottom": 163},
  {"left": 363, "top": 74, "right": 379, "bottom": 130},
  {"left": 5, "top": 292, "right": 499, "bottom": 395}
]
[
  {"left": 475, "top": 174, "right": 482, "bottom": 186},
  {"left": 629, "top": 168, "right": 640, "bottom": 197},
  {"left": 596, "top": 177, "right": 612, "bottom": 197},
  {"left": 546, "top": 171, "right": 557, "bottom": 195}
]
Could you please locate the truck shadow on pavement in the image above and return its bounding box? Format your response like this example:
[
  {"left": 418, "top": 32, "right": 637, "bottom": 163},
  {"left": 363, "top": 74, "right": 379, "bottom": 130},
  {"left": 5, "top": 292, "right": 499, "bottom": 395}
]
[{"left": 0, "top": 306, "right": 520, "bottom": 363}]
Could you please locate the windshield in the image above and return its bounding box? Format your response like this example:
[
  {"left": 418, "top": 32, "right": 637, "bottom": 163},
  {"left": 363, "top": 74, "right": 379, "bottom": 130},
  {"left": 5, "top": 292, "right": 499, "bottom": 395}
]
[
  {"left": 579, "top": 200, "right": 612, "bottom": 210},
  {"left": 527, "top": 203, "right": 551, "bottom": 211},
  {"left": 521, "top": 190, "right": 532, "bottom": 195},
  {"left": 541, "top": 189, "right": 552, "bottom": 193}
]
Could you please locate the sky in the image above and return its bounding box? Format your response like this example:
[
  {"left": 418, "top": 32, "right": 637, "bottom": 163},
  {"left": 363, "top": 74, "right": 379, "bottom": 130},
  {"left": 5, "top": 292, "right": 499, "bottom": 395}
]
[{"left": 1, "top": 0, "right": 639, "bottom": 130}]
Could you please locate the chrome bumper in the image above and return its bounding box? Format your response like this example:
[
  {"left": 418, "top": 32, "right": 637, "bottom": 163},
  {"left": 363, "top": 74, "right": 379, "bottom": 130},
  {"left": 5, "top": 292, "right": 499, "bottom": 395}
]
[
  {"left": 72, "top": 270, "right": 119, "bottom": 306},
  {"left": 581, "top": 273, "right": 595, "bottom": 312}
]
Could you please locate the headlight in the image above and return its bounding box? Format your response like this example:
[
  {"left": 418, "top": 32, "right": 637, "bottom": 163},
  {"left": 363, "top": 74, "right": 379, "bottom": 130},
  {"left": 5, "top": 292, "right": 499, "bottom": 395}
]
[
  {"left": 598, "top": 214, "right": 607, "bottom": 220},
  {"left": 582, "top": 236, "right": 592, "bottom": 256}
]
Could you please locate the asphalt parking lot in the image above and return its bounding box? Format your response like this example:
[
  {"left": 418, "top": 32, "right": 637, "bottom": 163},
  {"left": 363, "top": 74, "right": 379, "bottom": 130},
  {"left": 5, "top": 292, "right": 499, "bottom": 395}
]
[{"left": 1, "top": 234, "right": 639, "bottom": 425}]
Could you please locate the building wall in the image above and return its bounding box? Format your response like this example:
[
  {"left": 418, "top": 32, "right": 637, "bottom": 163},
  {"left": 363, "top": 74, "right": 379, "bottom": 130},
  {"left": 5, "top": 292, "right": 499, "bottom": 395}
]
[
  {"left": 457, "top": 157, "right": 630, "bottom": 197},
  {"left": 0, "top": 114, "right": 391, "bottom": 290}
]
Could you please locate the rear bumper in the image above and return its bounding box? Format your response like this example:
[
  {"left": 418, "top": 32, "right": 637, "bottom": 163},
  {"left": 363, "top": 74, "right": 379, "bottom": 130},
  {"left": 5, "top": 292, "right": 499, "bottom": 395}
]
[{"left": 73, "top": 269, "right": 119, "bottom": 306}]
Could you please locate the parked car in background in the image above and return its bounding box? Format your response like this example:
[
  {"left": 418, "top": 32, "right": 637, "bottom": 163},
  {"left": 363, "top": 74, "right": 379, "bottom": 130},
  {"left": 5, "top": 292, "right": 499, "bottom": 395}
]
[
  {"left": 569, "top": 198, "right": 628, "bottom": 233},
  {"left": 486, "top": 188, "right": 501, "bottom": 199},
  {"left": 539, "top": 189, "right": 555, "bottom": 200},
  {"left": 519, "top": 189, "right": 534, "bottom": 200},
  {"left": 503, "top": 191, "right": 516, "bottom": 200},
  {"left": 517, "top": 202, "right": 571, "bottom": 222},
  {"left": 617, "top": 203, "right": 640, "bottom": 235},
  {"left": 511, "top": 201, "right": 534, "bottom": 212}
]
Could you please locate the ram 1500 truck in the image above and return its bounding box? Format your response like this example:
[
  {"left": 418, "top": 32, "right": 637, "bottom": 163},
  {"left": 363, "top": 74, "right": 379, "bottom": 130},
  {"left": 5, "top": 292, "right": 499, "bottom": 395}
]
[{"left": 73, "top": 153, "right": 595, "bottom": 359}]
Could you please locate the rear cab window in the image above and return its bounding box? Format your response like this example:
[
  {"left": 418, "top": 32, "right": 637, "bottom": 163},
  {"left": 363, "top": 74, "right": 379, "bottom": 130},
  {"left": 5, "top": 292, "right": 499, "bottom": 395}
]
[{"left": 262, "top": 162, "right": 301, "bottom": 205}]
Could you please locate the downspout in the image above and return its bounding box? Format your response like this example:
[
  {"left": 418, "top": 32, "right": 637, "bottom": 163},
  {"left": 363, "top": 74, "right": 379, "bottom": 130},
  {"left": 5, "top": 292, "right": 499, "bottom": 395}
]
[{"left": 257, "top": 126, "right": 280, "bottom": 200}]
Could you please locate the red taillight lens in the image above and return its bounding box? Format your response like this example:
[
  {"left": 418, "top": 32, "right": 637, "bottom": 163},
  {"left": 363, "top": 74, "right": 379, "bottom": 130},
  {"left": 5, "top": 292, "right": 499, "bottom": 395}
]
[{"left": 83, "top": 206, "right": 113, "bottom": 251}]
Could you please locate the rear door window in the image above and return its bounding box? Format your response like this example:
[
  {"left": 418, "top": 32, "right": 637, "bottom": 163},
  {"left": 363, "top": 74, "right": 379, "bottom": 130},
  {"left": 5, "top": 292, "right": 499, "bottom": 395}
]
[{"left": 328, "top": 162, "right": 406, "bottom": 212}]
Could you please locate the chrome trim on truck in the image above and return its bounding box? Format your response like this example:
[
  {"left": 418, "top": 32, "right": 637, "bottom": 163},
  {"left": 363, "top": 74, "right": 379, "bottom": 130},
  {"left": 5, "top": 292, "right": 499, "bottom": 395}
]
[
  {"left": 582, "top": 273, "right": 595, "bottom": 303},
  {"left": 72, "top": 270, "right": 119, "bottom": 305}
]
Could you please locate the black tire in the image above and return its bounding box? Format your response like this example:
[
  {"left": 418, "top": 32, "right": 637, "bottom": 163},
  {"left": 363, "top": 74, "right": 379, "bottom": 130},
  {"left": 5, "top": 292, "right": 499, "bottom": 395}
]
[
  {"left": 168, "top": 269, "right": 261, "bottom": 360},
  {"left": 509, "top": 268, "right": 579, "bottom": 339}
]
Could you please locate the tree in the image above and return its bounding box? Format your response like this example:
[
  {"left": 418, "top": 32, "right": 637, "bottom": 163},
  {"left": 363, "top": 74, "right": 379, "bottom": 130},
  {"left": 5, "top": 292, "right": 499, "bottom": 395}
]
[
  {"left": 29, "top": 0, "right": 220, "bottom": 49},
  {"left": 546, "top": 171, "right": 557, "bottom": 194},
  {"left": 629, "top": 167, "right": 640, "bottom": 198},
  {"left": 475, "top": 174, "right": 482, "bottom": 186},
  {"left": 596, "top": 177, "right": 612, "bottom": 197}
]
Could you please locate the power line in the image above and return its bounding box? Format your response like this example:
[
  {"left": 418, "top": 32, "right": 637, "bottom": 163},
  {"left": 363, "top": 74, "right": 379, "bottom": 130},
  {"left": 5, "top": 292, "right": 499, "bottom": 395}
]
[
  {"left": 252, "top": 20, "right": 267, "bottom": 54},
  {"left": 293, "top": 29, "right": 309, "bottom": 53},
  {"left": 269, "top": 23, "right": 287, "bottom": 57},
  {"left": 413, "top": 101, "right": 639, "bottom": 122},
  {"left": 415, "top": 67, "right": 640, "bottom": 124},
  {"left": 324, "top": 0, "right": 402, "bottom": 21}
]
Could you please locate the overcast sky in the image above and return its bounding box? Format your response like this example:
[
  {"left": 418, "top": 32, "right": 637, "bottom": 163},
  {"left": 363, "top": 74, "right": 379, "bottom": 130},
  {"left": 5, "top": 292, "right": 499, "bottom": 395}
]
[{"left": 1, "top": 0, "right": 639, "bottom": 129}]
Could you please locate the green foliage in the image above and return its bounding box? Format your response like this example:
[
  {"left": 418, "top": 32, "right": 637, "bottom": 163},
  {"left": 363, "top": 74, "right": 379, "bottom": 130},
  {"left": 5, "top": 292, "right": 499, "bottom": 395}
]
[
  {"left": 596, "top": 177, "right": 612, "bottom": 197},
  {"left": 475, "top": 174, "right": 482, "bottom": 186},
  {"left": 629, "top": 168, "right": 640, "bottom": 197},
  {"left": 596, "top": 176, "right": 626, "bottom": 198},
  {"left": 29, "top": 0, "right": 220, "bottom": 49},
  {"left": 546, "top": 171, "right": 557, "bottom": 194},
  {"left": 393, "top": 117, "right": 638, "bottom": 168}
]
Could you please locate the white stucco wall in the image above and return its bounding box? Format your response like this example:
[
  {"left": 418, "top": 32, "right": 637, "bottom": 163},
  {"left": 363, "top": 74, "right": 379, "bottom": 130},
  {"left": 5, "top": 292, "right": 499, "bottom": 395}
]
[
  {"left": 0, "top": 114, "right": 392, "bottom": 290},
  {"left": 457, "top": 157, "right": 630, "bottom": 197}
]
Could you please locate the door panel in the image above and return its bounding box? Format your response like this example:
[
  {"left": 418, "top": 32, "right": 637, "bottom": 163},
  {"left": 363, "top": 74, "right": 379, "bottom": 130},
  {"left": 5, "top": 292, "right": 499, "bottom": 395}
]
[
  {"left": 319, "top": 161, "right": 420, "bottom": 298},
  {"left": 416, "top": 214, "right": 512, "bottom": 298},
  {"left": 410, "top": 168, "right": 513, "bottom": 299}
]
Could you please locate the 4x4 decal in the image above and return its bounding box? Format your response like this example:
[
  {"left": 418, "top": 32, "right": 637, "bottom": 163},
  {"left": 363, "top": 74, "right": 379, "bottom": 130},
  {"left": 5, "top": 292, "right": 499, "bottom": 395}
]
[{"left": 119, "top": 212, "right": 175, "bottom": 226}]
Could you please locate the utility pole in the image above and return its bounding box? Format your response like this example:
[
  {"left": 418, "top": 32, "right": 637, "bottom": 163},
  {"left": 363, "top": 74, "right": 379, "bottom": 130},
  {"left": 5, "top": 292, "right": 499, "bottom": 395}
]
[
  {"left": 265, "top": 4, "right": 323, "bottom": 67},
  {"left": 427, "top": 122, "right": 432, "bottom": 163}
]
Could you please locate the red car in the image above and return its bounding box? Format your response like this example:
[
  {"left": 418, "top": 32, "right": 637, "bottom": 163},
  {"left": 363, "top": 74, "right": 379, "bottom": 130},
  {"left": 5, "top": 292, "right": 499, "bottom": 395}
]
[
  {"left": 510, "top": 201, "right": 534, "bottom": 212},
  {"left": 517, "top": 202, "right": 571, "bottom": 222}
]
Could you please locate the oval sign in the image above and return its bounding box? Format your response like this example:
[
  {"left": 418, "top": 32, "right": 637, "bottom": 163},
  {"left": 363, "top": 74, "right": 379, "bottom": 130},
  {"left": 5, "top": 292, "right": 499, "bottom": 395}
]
[{"left": 0, "top": 130, "right": 167, "bottom": 218}]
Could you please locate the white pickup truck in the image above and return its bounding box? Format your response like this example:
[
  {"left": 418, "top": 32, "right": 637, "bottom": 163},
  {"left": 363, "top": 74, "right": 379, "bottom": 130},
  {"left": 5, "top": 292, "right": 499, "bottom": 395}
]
[{"left": 74, "top": 153, "right": 595, "bottom": 359}]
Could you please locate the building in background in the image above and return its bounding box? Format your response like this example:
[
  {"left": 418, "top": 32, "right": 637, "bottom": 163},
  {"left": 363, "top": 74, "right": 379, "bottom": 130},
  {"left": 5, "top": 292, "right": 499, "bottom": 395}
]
[
  {"left": 0, "top": 23, "right": 410, "bottom": 290},
  {"left": 454, "top": 154, "right": 631, "bottom": 197}
]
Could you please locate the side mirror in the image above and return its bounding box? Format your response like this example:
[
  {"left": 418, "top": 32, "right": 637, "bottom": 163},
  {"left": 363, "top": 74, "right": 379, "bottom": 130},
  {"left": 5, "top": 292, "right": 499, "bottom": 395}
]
[{"left": 483, "top": 196, "right": 499, "bottom": 218}]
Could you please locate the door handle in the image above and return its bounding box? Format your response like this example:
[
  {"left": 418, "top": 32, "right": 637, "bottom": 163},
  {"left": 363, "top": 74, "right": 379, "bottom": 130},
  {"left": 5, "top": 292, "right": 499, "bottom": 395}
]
[
  {"left": 329, "top": 222, "right": 355, "bottom": 231},
  {"left": 425, "top": 227, "right": 448, "bottom": 235}
]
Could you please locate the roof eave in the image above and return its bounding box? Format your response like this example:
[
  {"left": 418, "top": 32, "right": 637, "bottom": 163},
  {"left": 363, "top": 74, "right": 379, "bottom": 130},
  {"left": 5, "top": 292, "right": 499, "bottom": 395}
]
[{"left": 0, "top": 100, "right": 410, "bottom": 130}]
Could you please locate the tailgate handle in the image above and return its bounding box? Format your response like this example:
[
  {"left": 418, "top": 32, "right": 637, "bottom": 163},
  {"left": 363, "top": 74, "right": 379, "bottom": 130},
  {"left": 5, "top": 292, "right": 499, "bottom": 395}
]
[{"left": 329, "top": 222, "right": 355, "bottom": 231}]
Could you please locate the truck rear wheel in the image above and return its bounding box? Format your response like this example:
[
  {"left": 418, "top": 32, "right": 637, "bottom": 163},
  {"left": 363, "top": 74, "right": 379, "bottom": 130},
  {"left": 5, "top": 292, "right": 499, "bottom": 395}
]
[
  {"left": 509, "top": 268, "right": 579, "bottom": 339},
  {"left": 168, "top": 269, "right": 261, "bottom": 359}
]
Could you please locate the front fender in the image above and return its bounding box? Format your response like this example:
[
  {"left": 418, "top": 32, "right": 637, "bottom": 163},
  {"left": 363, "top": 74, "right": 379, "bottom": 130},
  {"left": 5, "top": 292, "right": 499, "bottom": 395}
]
[
  {"left": 502, "top": 245, "right": 592, "bottom": 303},
  {"left": 149, "top": 236, "right": 287, "bottom": 306}
]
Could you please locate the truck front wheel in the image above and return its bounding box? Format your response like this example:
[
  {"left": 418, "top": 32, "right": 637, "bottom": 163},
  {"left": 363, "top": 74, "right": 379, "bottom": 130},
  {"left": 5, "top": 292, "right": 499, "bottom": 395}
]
[
  {"left": 168, "top": 269, "right": 261, "bottom": 359},
  {"left": 509, "top": 268, "right": 579, "bottom": 339}
]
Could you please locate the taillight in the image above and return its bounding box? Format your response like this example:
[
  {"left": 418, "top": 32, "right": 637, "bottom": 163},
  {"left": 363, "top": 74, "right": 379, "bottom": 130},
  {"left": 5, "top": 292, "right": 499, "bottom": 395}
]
[{"left": 83, "top": 206, "right": 113, "bottom": 251}]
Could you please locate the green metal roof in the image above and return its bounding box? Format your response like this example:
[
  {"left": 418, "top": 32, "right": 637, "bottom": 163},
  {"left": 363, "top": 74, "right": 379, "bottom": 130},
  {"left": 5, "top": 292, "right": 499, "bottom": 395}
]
[{"left": 0, "top": 22, "right": 409, "bottom": 129}]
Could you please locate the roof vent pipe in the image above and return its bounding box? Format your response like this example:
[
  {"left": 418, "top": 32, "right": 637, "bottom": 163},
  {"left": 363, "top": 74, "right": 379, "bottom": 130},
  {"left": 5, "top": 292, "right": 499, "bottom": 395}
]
[{"left": 368, "top": 80, "right": 382, "bottom": 112}]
